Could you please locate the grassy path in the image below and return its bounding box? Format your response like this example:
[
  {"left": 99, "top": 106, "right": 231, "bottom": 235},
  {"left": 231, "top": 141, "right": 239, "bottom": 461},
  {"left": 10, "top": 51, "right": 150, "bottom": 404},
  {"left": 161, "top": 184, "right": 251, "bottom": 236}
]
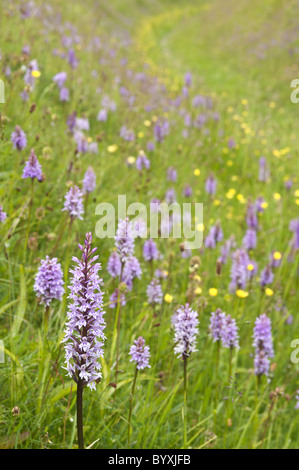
[{"left": 133, "top": 0, "right": 299, "bottom": 150}]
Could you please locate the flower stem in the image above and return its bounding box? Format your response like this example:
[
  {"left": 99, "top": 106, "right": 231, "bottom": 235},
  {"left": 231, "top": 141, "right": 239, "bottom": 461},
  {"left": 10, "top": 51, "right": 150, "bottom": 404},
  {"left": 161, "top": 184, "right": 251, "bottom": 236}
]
[
  {"left": 261, "top": 394, "right": 276, "bottom": 448},
  {"left": 23, "top": 179, "right": 34, "bottom": 264},
  {"left": 64, "top": 218, "right": 73, "bottom": 282},
  {"left": 183, "top": 355, "right": 188, "bottom": 449},
  {"left": 228, "top": 346, "right": 233, "bottom": 380},
  {"left": 115, "top": 263, "right": 124, "bottom": 386},
  {"left": 44, "top": 305, "right": 50, "bottom": 335},
  {"left": 76, "top": 380, "right": 84, "bottom": 449},
  {"left": 127, "top": 367, "right": 138, "bottom": 447},
  {"left": 115, "top": 298, "right": 123, "bottom": 386}
]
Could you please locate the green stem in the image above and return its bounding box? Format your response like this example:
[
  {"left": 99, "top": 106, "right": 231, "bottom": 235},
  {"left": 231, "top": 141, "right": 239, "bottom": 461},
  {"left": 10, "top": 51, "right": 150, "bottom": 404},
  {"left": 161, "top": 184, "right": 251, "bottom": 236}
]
[
  {"left": 115, "top": 263, "right": 124, "bottom": 386},
  {"left": 64, "top": 218, "right": 73, "bottom": 282},
  {"left": 261, "top": 396, "right": 276, "bottom": 448},
  {"left": 51, "top": 215, "right": 67, "bottom": 255},
  {"left": 84, "top": 193, "right": 89, "bottom": 214},
  {"left": 183, "top": 355, "right": 188, "bottom": 449},
  {"left": 23, "top": 179, "right": 34, "bottom": 264},
  {"left": 213, "top": 341, "right": 221, "bottom": 431},
  {"left": 228, "top": 347, "right": 233, "bottom": 380},
  {"left": 76, "top": 380, "right": 84, "bottom": 449},
  {"left": 115, "top": 298, "right": 123, "bottom": 386},
  {"left": 43, "top": 305, "right": 50, "bottom": 335},
  {"left": 127, "top": 367, "right": 138, "bottom": 447}
]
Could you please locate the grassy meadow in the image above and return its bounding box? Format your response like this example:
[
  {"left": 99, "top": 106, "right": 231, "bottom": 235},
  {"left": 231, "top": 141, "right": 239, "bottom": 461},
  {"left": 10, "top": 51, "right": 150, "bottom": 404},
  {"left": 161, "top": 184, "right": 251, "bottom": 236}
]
[{"left": 0, "top": 0, "right": 299, "bottom": 449}]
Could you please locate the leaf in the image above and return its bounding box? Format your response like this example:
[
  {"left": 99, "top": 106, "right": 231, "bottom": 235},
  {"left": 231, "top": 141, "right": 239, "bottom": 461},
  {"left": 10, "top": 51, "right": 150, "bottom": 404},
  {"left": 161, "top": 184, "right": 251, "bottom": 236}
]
[
  {"left": 49, "top": 383, "right": 77, "bottom": 405},
  {"left": 0, "top": 343, "right": 21, "bottom": 366},
  {"left": 11, "top": 265, "right": 27, "bottom": 338},
  {"left": 0, "top": 299, "right": 18, "bottom": 317}
]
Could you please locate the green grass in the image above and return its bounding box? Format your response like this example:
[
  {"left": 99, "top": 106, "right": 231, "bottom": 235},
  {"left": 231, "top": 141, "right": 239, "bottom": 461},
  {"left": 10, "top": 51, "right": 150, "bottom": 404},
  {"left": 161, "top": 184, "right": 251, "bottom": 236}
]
[{"left": 0, "top": 0, "right": 299, "bottom": 449}]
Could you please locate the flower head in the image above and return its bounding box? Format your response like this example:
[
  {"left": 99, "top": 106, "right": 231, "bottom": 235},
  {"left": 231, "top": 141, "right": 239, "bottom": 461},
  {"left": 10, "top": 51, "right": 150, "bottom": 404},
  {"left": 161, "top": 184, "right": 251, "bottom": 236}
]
[
  {"left": 182, "top": 185, "right": 193, "bottom": 198},
  {"left": 22, "top": 149, "right": 43, "bottom": 181},
  {"left": 270, "top": 251, "right": 282, "bottom": 268},
  {"left": 107, "top": 251, "right": 121, "bottom": 278},
  {"left": 205, "top": 222, "right": 223, "bottom": 249},
  {"left": 258, "top": 157, "right": 269, "bottom": 182},
  {"left": 53, "top": 71, "right": 67, "bottom": 88},
  {"left": 62, "top": 233, "right": 106, "bottom": 390},
  {"left": 122, "top": 256, "right": 142, "bottom": 289},
  {"left": 0, "top": 205, "right": 7, "bottom": 223},
  {"left": 129, "top": 336, "right": 150, "bottom": 370},
  {"left": 221, "top": 315, "right": 239, "bottom": 349},
  {"left": 230, "top": 249, "right": 252, "bottom": 291},
  {"left": 209, "top": 308, "right": 226, "bottom": 342},
  {"left": 136, "top": 151, "right": 150, "bottom": 171},
  {"left": 172, "top": 304, "right": 199, "bottom": 358},
  {"left": 109, "top": 288, "right": 126, "bottom": 309},
  {"left": 218, "top": 236, "right": 235, "bottom": 264},
  {"left": 260, "top": 264, "right": 274, "bottom": 287},
  {"left": 254, "top": 350, "right": 270, "bottom": 377},
  {"left": 115, "top": 218, "right": 135, "bottom": 262},
  {"left": 11, "top": 126, "right": 27, "bottom": 151},
  {"left": 167, "top": 166, "right": 177, "bottom": 182},
  {"left": 59, "top": 87, "right": 69, "bottom": 102},
  {"left": 143, "top": 239, "right": 159, "bottom": 261},
  {"left": 24, "top": 59, "right": 39, "bottom": 89},
  {"left": 246, "top": 203, "right": 258, "bottom": 230},
  {"left": 205, "top": 174, "right": 217, "bottom": 195},
  {"left": 34, "top": 256, "right": 64, "bottom": 306},
  {"left": 253, "top": 313, "right": 274, "bottom": 376},
  {"left": 146, "top": 278, "right": 163, "bottom": 305},
  {"left": 82, "top": 166, "right": 96, "bottom": 194},
  {"left": 242, "top": 229, "right": 257, "bottom": 251},
  {"left": 62, "top": 185, "right": 84, "bottom": 220}
]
